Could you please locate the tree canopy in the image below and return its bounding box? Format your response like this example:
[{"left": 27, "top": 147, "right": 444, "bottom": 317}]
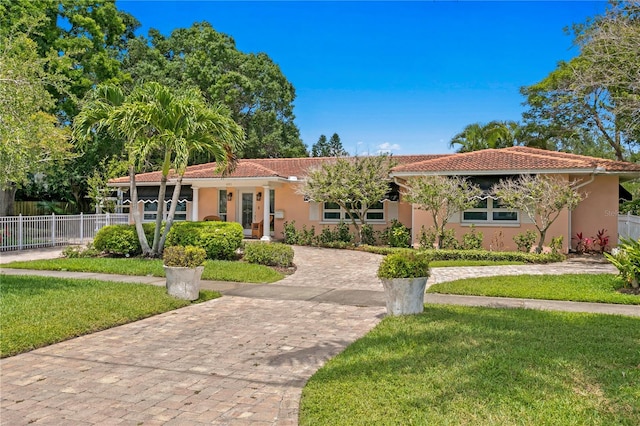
[
  {"left": 311, "top": 133, "right": 349, "bottom": 157},
  {"left": 520, "top": 1, "right": 640, "bottom": 161},
  {"left": 449, "top": 121, "right": 520, "bottom": 153},
  {"left": 0, "top": 10, "right": 72, "bottom": 215},
  {"left": 123, "top": 22, "right": 308, "bottom": 160}
]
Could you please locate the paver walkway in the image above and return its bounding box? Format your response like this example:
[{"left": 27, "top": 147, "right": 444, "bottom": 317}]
[{"left": 1, "top": 246, "right": 638, "bottom": 425}]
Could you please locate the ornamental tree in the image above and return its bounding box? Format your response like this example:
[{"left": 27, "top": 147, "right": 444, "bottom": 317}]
[
  {"left": 74, "top": 82, "right": 244, "bottom": 257},
  {"left": 492, "top": 175, "right": 584, "bottom": 253},
  {"left": 300, "top": 155, "right": 396, "bottom": 243},
  {"left": 405, "top": 176, "right": 482, "bottom": 249}
]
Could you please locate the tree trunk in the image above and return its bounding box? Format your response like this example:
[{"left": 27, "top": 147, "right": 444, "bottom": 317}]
[
  {"left": 536, "top": 229, "right": 548, "bottom": 254},
  {"left": 0, "top": 185, "right": 17, "bottom": 216},
  {"left": 157, "top": 175, "right": 183, "bottom": 254},
  {"left": 129, "top": 166, "right": 152, "bottom": 256}
]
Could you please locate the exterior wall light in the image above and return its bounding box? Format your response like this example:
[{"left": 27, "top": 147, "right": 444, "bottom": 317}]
[
  {"left": 256, "top": 192, "right": 262, "bottom": 201},
  {"left": 227, "top": 192, "right": 233, "bottom": 201}
]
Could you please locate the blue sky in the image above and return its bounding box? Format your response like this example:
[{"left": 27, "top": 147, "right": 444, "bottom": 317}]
[{"left": 117, "top": 0, "right": 608, "bottom": 155}]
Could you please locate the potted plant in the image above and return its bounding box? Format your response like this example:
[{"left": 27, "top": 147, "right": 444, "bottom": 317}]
[
  {"left": 163, "top": 245, "right": 207, "bottom": 300},
  {"left": 377, "top": 251, "right": 430, "bottom": 315}
]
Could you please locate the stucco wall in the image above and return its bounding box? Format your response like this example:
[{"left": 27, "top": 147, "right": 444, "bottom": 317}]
[
  {"left": 411, "top": 204, "right": 570, "bottom": 252},
  {"left": 570, "top": 175, "right": 619, "bottom": 250}
]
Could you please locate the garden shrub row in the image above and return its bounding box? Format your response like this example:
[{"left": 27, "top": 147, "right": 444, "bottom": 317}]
[
  {"left": 243, "top": 242, "right": 294, "bottom": 267},
  {"left": 166, "top": 221, "right": 244, "bottom": 260},
  {"left": 356, "top": 246, "right": 564, "bottom": 264},
  {"left": 93, "top": 221, "right": 244, "bottom": 260}
]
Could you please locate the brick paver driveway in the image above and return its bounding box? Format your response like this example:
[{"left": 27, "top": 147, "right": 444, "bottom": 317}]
[{"left": 1, "top": 247, "right": 385, "bottom": 425}]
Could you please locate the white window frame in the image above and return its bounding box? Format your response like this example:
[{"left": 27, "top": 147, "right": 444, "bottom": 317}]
[
  {"left": 462, "top": 198, "right": 519, "bottom": 224},
  {"left": 142, "top": 200, "right": 188, "bottom": 222},
  {"left": 218, "top": 189, "right": 228, "bottom": 221},
  {"left": 321, "top": 201, "right": 385, "bottom": 223}
]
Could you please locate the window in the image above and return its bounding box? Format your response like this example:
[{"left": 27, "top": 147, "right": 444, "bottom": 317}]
[
  {"left": 322, "top": 201, "right": 385, "bottom": 222},
  {"left": 143, "top": 200, "right": 187, "bottom": 222},
  {"left": 143, "top": 201, "right": 159, "bottom": 221},
  {"left": 218, "top": 190, "right": 227, "bottom": 221},
  {"left": 462, "top": 198, "right": 518, "bottom": 223}
]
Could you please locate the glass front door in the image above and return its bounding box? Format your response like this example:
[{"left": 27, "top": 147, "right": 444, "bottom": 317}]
[{"left": 241, "top": 192, "right": 253, "bottom": 233}]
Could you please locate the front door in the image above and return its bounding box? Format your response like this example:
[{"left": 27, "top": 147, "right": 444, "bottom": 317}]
[{"left": 241, "top": 192, "right": 254, "bottom": 235}]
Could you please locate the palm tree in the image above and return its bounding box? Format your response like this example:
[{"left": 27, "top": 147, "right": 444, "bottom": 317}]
[
  {"left": 449, "top": 121, "right": 521, "bottom": 152},
  {"left": 74, "top": 82, "right": 244, "bottom": 257}
]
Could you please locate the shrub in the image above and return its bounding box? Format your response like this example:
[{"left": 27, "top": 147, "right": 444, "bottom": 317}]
[
  {"left": 377, "top": 252, "right": 430, "bottom": 279},
  {"left": 162, "top": 245, "right": 206, "bottom": 268},
  {"left": 550, "top": 235, "right": 564, "bottom": 255},
  {"left": 418, "top": 225, "right": 437, "bottom": 250},
  {"left": 440, "top": 228, "right": 459, "bottom": 250},
  {"left": 420, "top": 249, "right": 565, "bottom": 264},
  {"left": 336, "top": 221, "right": 353, "bottom": 244},
  {"left": 605, "top": 238, "right": 640, "bottom": 288},
  {"left": 166, "top": 221, "right": 243, "bottom": 260},
  {"left": 360, "top": 224, "right": 376, "bottom": 246},
  {"left": 282, "top": 221, "right": 300, "bottom": 245},
  {"left": 93, "top": 224, "right": 154, "bottom": 256},
  {"left": 381, "top": 219, "right": 411, "bottom": 248},
  {"left": 244, "top": 242, "right": 294, "bottom": 267},
  {"left": 62, "top": 243, "right": 100, "bottom": 258},
  {"left": 514, "top": 230, "right": 537, "bottom": 253},
  {"left": 461, "top": 225, "right": 483, "bottom": 250},
  {"left": 594, "top": 229, "right": 610, "bottom": 253}
]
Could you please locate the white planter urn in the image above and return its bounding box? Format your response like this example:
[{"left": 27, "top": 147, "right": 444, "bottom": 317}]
[
  {"left": 164, "top": 265, "right": 204, "bottom": 301},
  {"left": 381, "top": 277, "right": 428, "bottom": 316}
]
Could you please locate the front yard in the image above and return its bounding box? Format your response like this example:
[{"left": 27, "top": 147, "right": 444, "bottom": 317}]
[{"left": 300, "top": 305, "right": 640, "bottom": 425}]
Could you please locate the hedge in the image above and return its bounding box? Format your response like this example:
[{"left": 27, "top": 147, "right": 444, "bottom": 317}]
[
  {"left": 244, "top": 242, "right": 294, "bottom": 267},
  {"left": 166, "top": 221, "right": 244, "bottom": 260},
  {"left": 93, "top": 223, "right": 155, "bottom": 256}
]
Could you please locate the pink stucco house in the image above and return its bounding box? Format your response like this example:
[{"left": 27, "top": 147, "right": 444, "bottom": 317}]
[{"left": 109, "top": 147, "right": 640, "bottom": 252}]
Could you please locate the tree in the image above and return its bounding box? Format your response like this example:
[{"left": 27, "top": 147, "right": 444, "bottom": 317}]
[
  {"left": 0, "top": 13, "right": 72, "bottom": 215},
  {"left": 311, "top": 133, "right": 348, "bottom": 157},
  {"left": 123, "top": 22, "right": 307, "bottom": 160},
  {"left": 1, "top": 0, "right": 139, "bottom": 211},
  {"left": 520, "top": 2, "right": 640, "bottom": 161},
  {"left": 492, "top": 175, "right": 584, "bottom": 253},
  {"left": 300, "top": 155, "right": 396, "bottom": 243},
  {"left": 449, "top": 121, "right": 519, "bottom": 153},
  {"left": 74, "top": 82, "right": 244, "bottom": 257},
  {"left": 404, "top": 176, "right": 482, "bottom": 249}
]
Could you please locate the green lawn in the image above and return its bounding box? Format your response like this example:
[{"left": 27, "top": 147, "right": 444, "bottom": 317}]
[
  {"left": 3, "top": 257, "right": 283, "bottom": 283},
  {"left": 427, "top": 274, "right": 640, "bottom": 305},
  {"left": 300, "top": 305, "right": 640, "bottom": 425},
  {"left": 0, "top": 274, "right": 221, "bottom": 358}
]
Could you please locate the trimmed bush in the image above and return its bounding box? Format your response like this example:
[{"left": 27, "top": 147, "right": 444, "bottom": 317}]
[
  {"left": 166, "top": 221, "right": 243, "bottom": 260},
  {"left": 244, "top": 242, "right": 294, "bottom": 267},
  {"left": 163, "top": 245, "right": 206, "bottom": 268},
  {"left": 377, "top": 252, "right": 430, "bottom": 279},
  {"left": 93, "top": 224, "right": 155, "bottom": 256}
]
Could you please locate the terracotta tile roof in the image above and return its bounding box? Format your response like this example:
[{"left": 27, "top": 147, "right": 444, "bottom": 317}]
[
  {"left": 110, "top": 154, "right": 446, "bottom": 184},
  {"left": 109, "top": 148, "right": 640, "bottom": 184},
  {"left": 391, "top": 147, "right": 640, "bottom": 174}
]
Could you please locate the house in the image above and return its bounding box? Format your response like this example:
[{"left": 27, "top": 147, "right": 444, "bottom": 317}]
[{"left": 109, "top": 147, "right": 640, "bottom": 252}]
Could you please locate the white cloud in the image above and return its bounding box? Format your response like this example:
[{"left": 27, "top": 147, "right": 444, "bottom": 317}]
[{"left": 377, "top": 142, "right": 401, "bottom": 154}]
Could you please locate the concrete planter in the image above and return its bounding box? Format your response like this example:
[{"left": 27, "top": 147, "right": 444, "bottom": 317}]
[
  {"left": 164, "top": 265, "right": 204, "bottom": 301},
  {"left": 381, "top": 277, "right": 428, "bottom": 316}
]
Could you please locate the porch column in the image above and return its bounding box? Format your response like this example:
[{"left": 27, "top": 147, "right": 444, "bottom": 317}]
[
  {"left": 261, "top": 186, "right": 271, "bottom": 241},
  {"left": 191, "top": 187, "right": 199, "bottom": 221}
]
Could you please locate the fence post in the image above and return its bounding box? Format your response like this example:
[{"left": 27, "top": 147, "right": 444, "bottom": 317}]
[
  {"left": 51, "top": 213, "right": 56, "bottom": 246},
  {"left": 18, "top": 214, "right": 23, "bottom": 250},
  {"left": 106, "top": 212, "right": 110, "bottom": 226},
  {"left": 80, "top": 212, "right": 84, "bottom": 242}
]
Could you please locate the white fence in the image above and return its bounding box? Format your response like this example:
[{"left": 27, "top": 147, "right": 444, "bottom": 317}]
[
  {"left": 618, "top": 213, "right": 640, "bottom": 243},
  {"left": 0, "top": 213, "right": 129, "bottom": 251}
]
